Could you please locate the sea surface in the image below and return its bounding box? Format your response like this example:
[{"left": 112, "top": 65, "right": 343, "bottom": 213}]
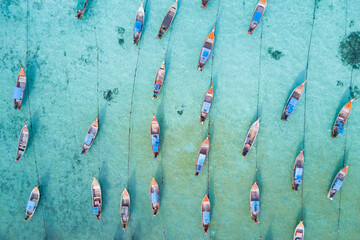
[{"left": 1, "top": 0, "right": 360, "bottom": 239}]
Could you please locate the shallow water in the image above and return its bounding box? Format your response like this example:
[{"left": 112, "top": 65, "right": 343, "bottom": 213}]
[{"left": 1, "top": 0, "right": 360, "bottom": 239}]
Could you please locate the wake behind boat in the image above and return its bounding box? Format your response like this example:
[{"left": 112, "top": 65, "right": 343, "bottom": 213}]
[
  {"left": 150, "top": 114, "right": 160, "bottom": 158},
  {"left": 200, "top": 84, "right": 214, "bottom": 125},
  {"left": 133, "top": 1, "right": 145, "bottom": 45},
  {"left": 153, "top": 59, "right": 166, "bottom": 99},
  {"left": 242, "top": 118, "right": 260, "bottom": 157},
  {"left": 150, "top": 177, "right": 160, "bottom": 216},
  {"left": 201, "top": 194, "right": 211, "bottom": 234},
  {"left": 281, "top": 80, "right": 307, "bottom": 121},
  {"left": 13, "top": 64, "right": 26, "bottom": 110},
  {"left": 198, "top": 26, "right": 215, "bottom": 71},
  {"left": 292, "top": 149, "right": 304, "bottom": 191},
  {"left": 157, "top": 0, "right": 178, "bottom": 39},
  {"left": 331, "top": 98, "right": 355, "bottom": 138},
  {"left": 24, "top": 186, "right": 40, "bottom": 221},
  {"left": 121, "top": 188, "right": 130, "bottom": 229},
  {"left": 15, "top": 122, "right": 29, "bottom": 162},
  {"left": 248, "top": 0, "right": 267, "bottom": 34},
  {"left": 81, "top": 118, "right": 98, "bottom": 155},
  {"left": 250, "top": 182, "right": 259, "bottom": 223},
  {"left": 327, "top": 165, "right": 350, "bottom": 200},
  {"left": 195, "top": 134, "right": 210, "bottom": 177},
  {"left": 91, "top": 177, "right": 102, "bottom": 220},
  {"left": 76, "top": 0, "right": 88, "bottom": 19}
]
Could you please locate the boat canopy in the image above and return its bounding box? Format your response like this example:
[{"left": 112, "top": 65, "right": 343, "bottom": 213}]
[
  {"left": 251, "top": 201, "right": 259, "bottom": 212},
  {"left": 151, "top": 134, "right": 160, "bottom": 152},
  {"left": 295, "top": 168, "right": 303, "bottom": 184},
  {"left": 121, "top": 206, "right": 129, "bottom": 218},
  {"left": 202, "top": 212, "right": 210, "bottom": 224},
  {"left": 84, "top": 134, "right": 93, "bottom": 145},
  {"left": 162, "top": 12, "right": 175, "bottom": 29},
  {"left": 201, "top": 102, "right": 211, "bottom": 113},
  {"left": 252, "top": 11, "right": 263, "bottom": 24},
  {"left": 153, "top": 84, "right": 161, "bottom": 92},
  {"left": 285, "top": 98, "right": 299, "bottom": 115},
  {"left": 151, "top": 192, "right": 159, "bottom": 203},
  {"left": 134, "top": 21, "right": 143, "bottom": 34},
  {"left": 335, "top": 120, "right": 344, "bottom": 134},
  {"left": 92, "top": 207, "right": 99, "bottom": 215},
  {"left": 200, "top": 48, "right": 211, "bottom": 64},
  {"left": 333, "top": 179, "right": 343, "bottom": 191},
  {"left": 26, "top": 200, "right": 36, "bottom": 212},
  {"left": 13, "top": 87, "right": 23, "bottom": 100}
]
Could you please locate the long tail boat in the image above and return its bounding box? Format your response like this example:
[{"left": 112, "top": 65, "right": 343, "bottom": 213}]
[
  {"left": 91, "top": 177, "right": 102, "bottom": 220},
  {"left": 250, "top": 182, "right": 260, "bottom": 223},
  {"left": 133, "top": 1, "right": 145, "bottom": 45},
  {"left": 157, "top": 0, "right": 178, "bottom": 39},
  {"left": 200, "top": 84, "right": 214, "bottom": 125},
  {"left": 331, "top": 98, "right": 355, "bottom": 138},
  {"left": 76, "top": 0, "right": 88, "bottom": 20},
  {"left": 81, "top": 118, "right": 99, "bottom": 155},
  {"left": 248, "top": 0, "right": 267, "bottom": 34},
  {"left": 121, "top": 188, "right": 130, "bottom": 229},
  {"left": 150, "top": 114, "right": 160, "bottom": 158},
  {"left": 201, "top": 0, "right": 210, "bottom": 8},
  {"left": 281, "top": 80, "right": 307, "bottom": 121},
  {"left": 16, "top": 122, "right": 29, "bottom": 162},
  {"left": 292, "top": 149, "right": 304, "bottom": 191},
  {"left": 150, "top": 177, "right": 160, "bottom": 216},
  {"left": 153, "top": 59, "right": 166, "bottom": 99},
  {"left": 13, "top": 64, "right": 26, "bottom": 110},
  {"left": 242, "top": 118, "right": 260, "bottom": 157},
  {"left": 201, "top": 194, "right": 211, "bottom": 234},
  {"left": 195, "top": 134, "right": 210, "bottom": 177},
  {"left": 24, "top": 186, "right": 40, "bottom": 221},
  {"left": 293, "top": 221, "right": 305, "bottom": 240},
  {"left": 328, "top": 165, "right": 350, "bottom": 200},
  {"left": 198, "top": 26, "right": 215, "bottom": 71}
]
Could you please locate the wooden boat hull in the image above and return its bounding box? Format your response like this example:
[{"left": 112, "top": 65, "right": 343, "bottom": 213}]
[
  {"left": 195, "top": 135, "right": 210, "bottom": 177},
  {"left": 250, "top": 182, "right": 259, "bottom": 223},
  {"left": 248, "top": 0, "right": 267, "bottom": 34},
  {"left": 133, "top": 2, "right": 145, "bottom": 45},
  {"left": 121, "top": 188, "right": 130, "bottom": 229},
  {"left": 81, "top": 118, "right": 99, "bottom": 155},
  {"left": 327, "top": 165, "right": 350, "bottom": 200},
  {"left": 293, "top": 221, "right": 305, "bottom": 240},
  {"left": 13, "top": 65, "right": 26, "bottom": 110},
  {"left": 201, "top": 194, "right": 211, "bottom": 234},
  {"left": 281, "top": 80, "right": 306, "bottom": 121},
  {"left": 150, "top": 178, "right": 160, "bottom": 216},
  {"left": 242, "top": 118, "right": 260, "bottom": 157},
  {"left": 331, "top": 99, "right": 354, "bottom": 138},
  {"left": 76, "top": 0, "right": 88, "bottom": 19},
  {"left": 292, "top": 150, "right": 304, "bottom": 191},
  {"left": 24, "top": 186, "right": 40, "bottom": 221},
  {"left": 153, "top": 59, "right": 166, "bottom": 99},
  {"left": 16, "top": 123, "right": 29, "bottom": 161},
  {"left": 198, "top": 27, "right": 215, "bottom": 71},
  {"left": 150, "top": 114, "right": 160, "bottom": 158},
  {"left": 201, "top": 0, "right": 210, "bottom": 8},
  {"left": 91, "top": 177, "right": 102, "bottom": 220},
  {"left": 157, "top": 1, "right": 178, "bottom": 39},
  {"left": 200, "top": 84, "right": 214, "bottom": 124}
]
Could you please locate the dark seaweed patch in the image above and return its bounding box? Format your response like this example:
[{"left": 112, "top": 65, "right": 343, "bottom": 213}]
[
  {"left": 337, "top": 80, "right": 343, "bottom": 87},
  {"left": 350, "top": 85, "right": 360, "bottom": 99},
  {"left": 177, "top": 110, "right": 183, "bottom": 115},
  {"left": 103, "top": 88, "right": 119, "bottom": 102},
  {"left": 268, "top": 48, "right": 284, "bottom": 60},
  {"left": 117, "top": 27, "right": 125, "bottom": 35},
  {"left": 339, "top": 32, "right": 360, "bottom": 69},
  {"left": 118, "top": 38, "right": 124, "bottom": 46},
  {"left": 349, "top": 20, "right": 354, "bottom": 28},
  {"left": 117, "top": 27, "right": 125, "bottom": 47}
]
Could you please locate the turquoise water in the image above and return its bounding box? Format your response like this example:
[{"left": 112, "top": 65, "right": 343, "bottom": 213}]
[{"left": 1, "top": 0, "right": 360, "bottom": 239}]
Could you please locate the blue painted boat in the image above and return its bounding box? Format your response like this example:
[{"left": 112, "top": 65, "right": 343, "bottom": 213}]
[
  {"left": 328, "top": 165, "right": 350, "bottom": 200},
  {"left": 195, "top": 134, "right": 210, "bottom": 177},
  {"left": 133, "top": 1, "right": 145, "bottom": 45},
  {"left": 292, "top": 149, "right": 304, "bottom": 191},
  {"left": 250, "top": 182, "right": 259, "bottom": 223},
  {"left": 76, "top": 0, "right": 88, "bottom": 20},
  {"left": 331, "top": 98, "right": 355, "bottom": 138},
  {"left": 24, "top": 186, "right": 40, "bottom": 221},
  {"left": 198, "top": 26, "right": 215, "bottom": 71},
  {"left": 201, "top": 194, "right": 211, "bottom": 234},
  {"left": 248, "top": 0, "right": 267, "bottom": 34},
  {"left": 91, "top": 177, "right": 102, "bottom": 220},
  {"left": 150, "top": 114, "right": 160, "bottom": 158},
  {"left": 150, "top": 177, "right": 160, "bottom": 216},
  {"left": 281, "top": 80, "right": 307, "bottom": 121},
  {"left": 13, "top": 64, "right": 26, "bottom": 110},
  {"left": 81, "top": 118, "right": 98, "bottom": 155},
  {"left": 157, "top": 0, "right": 178, "bottom": 39}
]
